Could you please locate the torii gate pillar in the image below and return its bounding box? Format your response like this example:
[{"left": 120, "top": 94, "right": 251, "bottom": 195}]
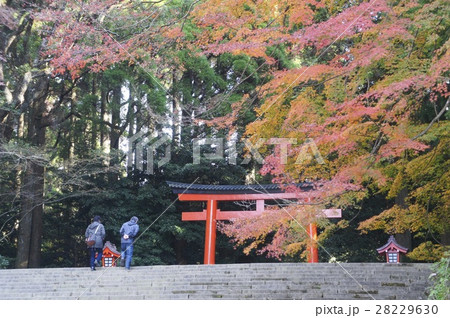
[
  {"left": 307, "top": 223, "right": 319, "bottom": 263},
  {"left": 204, "top": 199, "right": 217, "bottom": 264}
]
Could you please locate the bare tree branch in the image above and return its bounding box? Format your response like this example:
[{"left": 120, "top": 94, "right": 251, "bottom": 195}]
[{"left": 412, "top": 97, "right": 449, "bottom": 141}]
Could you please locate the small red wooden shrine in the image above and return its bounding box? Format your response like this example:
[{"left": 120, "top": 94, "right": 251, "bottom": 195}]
[
  {"left": 168, "top": 182, "right": 341, "bottom": 265},
  {"left": 102, "top": 241, "right": 121, "bottom": 267},
  {"left": 377, "top": 235, "right": 408, "bottom": 263}
]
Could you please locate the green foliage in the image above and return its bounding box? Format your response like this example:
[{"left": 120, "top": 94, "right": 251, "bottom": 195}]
[
  {"left": 176, "top": 50, "right": 227, "bottom": 107},
  {"left": 2, "top": 0, "right": 448, "bottom": 269},
  {"left": 428, "top": 252, "right": 450, "bottom": 300},
  {"left": 408, "top": 242, "right": 446, "bottom": 262},
  {"left": 216, "top": 53, "right": 264, "bottom": 94},
  {"left": 313, "top": 7, "right": 329, "bottom": 23},
  {"left": 101, "top": 68, "right": 129, "bottom": 90},
  {"left": 266, "top": 45, "right": 294, "bottom": 70},
  {"left": 0, "top": 255, "right": 9, "bottom": 269}
]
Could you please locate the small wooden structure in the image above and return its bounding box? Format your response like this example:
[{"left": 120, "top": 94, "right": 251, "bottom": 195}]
[
  {"left": 167, "top": 181, "right": 342, "bottom": 265},
  {"left": 377, "top": 235, "right": 408, "bottom": 263},
  {"left": 102, "top": 241, "right": 121, "bottom": 267}
]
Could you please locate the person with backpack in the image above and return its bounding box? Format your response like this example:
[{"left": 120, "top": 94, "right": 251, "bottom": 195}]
[
  {"left": 120, "top": 216, "right": 139, "bottom": 270},
  {"left": 85, "top": 215, "right": 106, "bottom": 271}
]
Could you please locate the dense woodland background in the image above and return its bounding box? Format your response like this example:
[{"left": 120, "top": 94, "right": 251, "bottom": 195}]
[{"left": 0, "top": 0, "right": 448, "bottom": 268}]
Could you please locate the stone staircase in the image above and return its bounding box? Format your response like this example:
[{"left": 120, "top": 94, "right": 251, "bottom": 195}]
[{"left": 0, "top": 263, "right": 432, "bottom": 300}]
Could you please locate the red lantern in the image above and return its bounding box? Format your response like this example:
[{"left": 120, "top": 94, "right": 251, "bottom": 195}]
[
  {"left": 102, "top": 241, "right": 121, "bottom": 267},
  {"left": 377, "top": 236, "right": 408, "bottom": 263}
]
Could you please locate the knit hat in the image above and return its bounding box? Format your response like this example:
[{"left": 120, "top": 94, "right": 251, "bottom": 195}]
[{"left": 93, "top": 215, "right": 101, "bottom": 222}]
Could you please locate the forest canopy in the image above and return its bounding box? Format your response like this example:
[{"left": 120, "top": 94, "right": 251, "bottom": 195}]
[{"left": 0, "top": 0, "right": 448, "bottom": 268}]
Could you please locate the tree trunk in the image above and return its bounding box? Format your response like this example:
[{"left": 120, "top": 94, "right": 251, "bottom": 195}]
[
  {"left": 15, "top": 77, "right": 49, "bottom": 268},
  {"left": 110, "top": 86, "right": 121, "bottom": 153},
  {"left": 16, "top": 165, "right": 33, "bottom": 268},
  {"left": 91, "top": 76, "right": 98, "bottom": 150},
  {"left": 175, "top": 239, "right": 187, "bottom": 265},
  {"left": 28, "top": 160, "right": 45, "bottom": 268},
  {"left": 395, "top": 188, "right": 412, "bottom": 251},
  {"left": 172, "top": 96, "right": 182, "bottom": 146},
  {"left": 16, "top": 151, "right": 45, "bottom": 268},
  {"left": 172, "top": 69, "right": 182, "bottom": 146},
  {"left": 17, "top": 113, "right": 25, "bottom": 139},
  {"left": 100, "top": 87, "right": 111, "bottom": 167},
  {"left": 441, "top": 232, "right": 450, "bottom": 246},
  {"left": 0, "top": 63, "right": 12, "bottom": 141},
  {"left": 108, "top": 85, "right": 121, "bottom": 182}
]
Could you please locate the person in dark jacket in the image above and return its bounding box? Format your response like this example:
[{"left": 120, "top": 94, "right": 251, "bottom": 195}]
[
  {"left": 120, "top": 216, "right": 139, "bottom": 270},
  {"left": 85, "top": 215, "right": 106, "bottom": 271}
]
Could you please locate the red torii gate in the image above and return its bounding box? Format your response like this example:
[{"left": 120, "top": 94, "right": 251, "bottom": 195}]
[{"left": 167, "top": 181, "right": 341, "bottom": 265}]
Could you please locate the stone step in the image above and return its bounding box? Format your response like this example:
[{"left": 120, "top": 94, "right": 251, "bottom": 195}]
[
  {"left": 0, "top": 290, "right": 423, "bottom": 300},
  {"left": 1, "top": 268, "right": 428, "bottom": 274},
  {"left": 0, "top": 263, "right": 432, "bottom": 300},
  {"left": 0, "top": 270, "right": 430, "bottom": 276}
]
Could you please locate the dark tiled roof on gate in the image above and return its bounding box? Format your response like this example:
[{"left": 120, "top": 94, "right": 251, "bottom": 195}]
[{"left": 166, "top": 181, "right": 314, "bottom": 194}]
